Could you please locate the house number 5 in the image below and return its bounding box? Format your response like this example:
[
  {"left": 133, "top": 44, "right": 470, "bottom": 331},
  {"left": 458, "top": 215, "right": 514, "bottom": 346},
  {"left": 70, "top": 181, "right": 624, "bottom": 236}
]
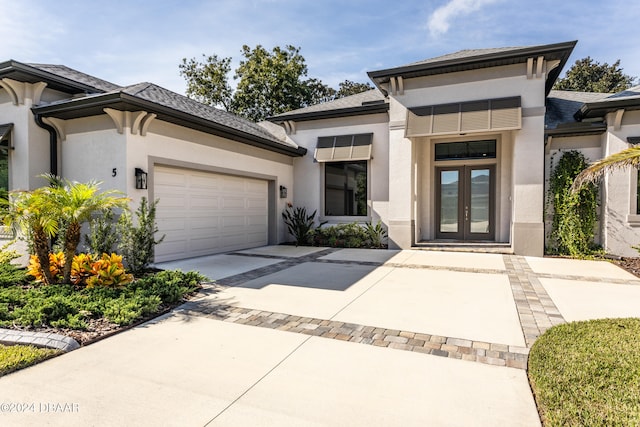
[{"left": 112, "top": 168, "right": 117, "bottom": 177}]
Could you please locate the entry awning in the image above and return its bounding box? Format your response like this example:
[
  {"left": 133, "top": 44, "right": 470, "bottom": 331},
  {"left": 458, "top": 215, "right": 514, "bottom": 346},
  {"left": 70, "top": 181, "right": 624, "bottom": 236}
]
[
  {"left": 314, "top": 133, "right": 373, "bottom": 162},
  {"left": 405, "top": 97, "right": 521, "bottom": 138}
]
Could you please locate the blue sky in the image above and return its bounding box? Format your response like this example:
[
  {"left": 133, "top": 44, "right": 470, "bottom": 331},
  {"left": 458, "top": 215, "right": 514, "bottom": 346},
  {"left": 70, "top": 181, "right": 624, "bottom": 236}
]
[{"left": 1, "top": 0, "right": 638, "bottom": 95}]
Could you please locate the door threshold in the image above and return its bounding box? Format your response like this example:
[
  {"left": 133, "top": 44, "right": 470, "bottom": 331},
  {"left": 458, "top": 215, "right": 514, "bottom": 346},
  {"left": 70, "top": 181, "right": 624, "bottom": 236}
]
[{"left": 414, "top": 241, "right": 513, "bottom": 254}]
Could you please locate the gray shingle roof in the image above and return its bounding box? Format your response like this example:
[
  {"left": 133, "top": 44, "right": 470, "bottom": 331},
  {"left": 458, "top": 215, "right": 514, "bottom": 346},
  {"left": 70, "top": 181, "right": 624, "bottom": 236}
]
[
  {"left": 401, "top": 46, "right": 529, "bottom": 68},
  {"left": 604, "top": 85, "right": 640, "bottom": 100},
  {"left": 269, "top": 89, "right": 387, "bottom": 120},
  {"left": 26, "top": 63, "right": 121, "bottom": 92},
  {"left": 545, "top": 90, "right": 609, "bottom": 128},
  {"left": 119, "top": 82, "right": 299, "bottom": 148},
  {"left": 35, "top": 81, "right": 301, "bottom": 152}
]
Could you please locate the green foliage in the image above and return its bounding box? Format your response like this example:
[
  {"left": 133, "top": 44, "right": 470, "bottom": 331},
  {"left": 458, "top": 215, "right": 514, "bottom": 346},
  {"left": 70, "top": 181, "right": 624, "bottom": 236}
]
[
  {"left": 103, "top": 294, "right": 161, "bottom": 326},
  {"left": 4, "top": 176, "right": 128, "bottom": 284},
  {"left": 179, "top": 54, "right": 234, "bottom": 110},
  {"left": 335, "top": 80, "right": 374, "bottom": 98},
  {"left": 554, "top": 56, "right": 636, "bottom": 93},
  {"left": 529, "top": 318, "right": 640, "bottom": 426},
  {"left": 0, "top": 242, "right": 27, "bottom": 287},
  {"left": 180, "top": 45, "right": 374, "bottom": 121},
  {"left": 117, "top": 197, "right": 165, "bottom": 276},
  {"left": 310, "top": 221, "right": 388, "bottom": 248},
  {"left": 0, "top": 270, "right": 203, "bottom": 329},
  {"left": 364, "top": 221, "right": 388, "bottom": 248},
  {"left": 84, "top": 209, "right": 119, "bottom": 255},
  {"left": 547, "top": 151, "right": 599, "bottom": 257},
  {"left": 130, "top": 270, "right": 205, "bottom": 304},
  {"left": 0, "top": 344, "right": 59, "bottom": 377},
  {"left": 282, "top": 206, "right": 324, "bottom": 245}
]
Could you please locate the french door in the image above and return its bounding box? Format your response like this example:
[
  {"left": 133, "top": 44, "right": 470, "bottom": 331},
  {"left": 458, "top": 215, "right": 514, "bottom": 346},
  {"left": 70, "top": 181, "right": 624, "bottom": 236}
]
[{"left": 435, "top": 165, "right": 495, "bottom": 241}]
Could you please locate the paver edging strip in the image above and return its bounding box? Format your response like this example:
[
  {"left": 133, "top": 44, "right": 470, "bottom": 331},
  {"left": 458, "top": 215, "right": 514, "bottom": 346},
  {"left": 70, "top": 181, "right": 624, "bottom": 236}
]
[{"left": 0, "top": 328, "right": 79, "bottom": 352}]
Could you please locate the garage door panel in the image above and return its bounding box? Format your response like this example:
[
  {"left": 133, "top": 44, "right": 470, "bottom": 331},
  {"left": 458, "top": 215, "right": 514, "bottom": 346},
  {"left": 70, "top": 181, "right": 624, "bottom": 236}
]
[
  {"left": 190, "top": 197, "right": 220, "bottom": 210},
  {"left": 154, "top": 166, "right": 268, "bottom": 262},
  {"left": 221, "top": 197, "right": 246, "bottom": 210}
]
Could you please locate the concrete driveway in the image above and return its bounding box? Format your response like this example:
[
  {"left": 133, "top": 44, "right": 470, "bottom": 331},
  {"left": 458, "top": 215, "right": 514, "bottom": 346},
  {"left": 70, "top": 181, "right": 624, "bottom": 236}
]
[{"left": 1, "top": 247, "right": 639, "bottom": 426}]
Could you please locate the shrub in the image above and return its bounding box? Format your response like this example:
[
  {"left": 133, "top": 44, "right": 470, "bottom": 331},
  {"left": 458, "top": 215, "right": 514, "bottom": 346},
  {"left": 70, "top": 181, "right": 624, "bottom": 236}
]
[
  {"left": 103, "top": 293, "right": 161, "bottom": 325},
  {"left": 118, "top": 198, "right": 165, "bottom": 275},
  {"left": 28, "top": 253, "right": 65, "bottom": 284},
  {"left": 12, "top": 291, "right": 84, "bottom": 329},
  {"left": 282, "top": 205, "right": 325, "bottom": 246},
  {"left": 0, "top": 269, "right": 203, "bottom": 329},
  {"left": 310, "top": 222, "right": 387, "bottom": 248},
  {"left": 364, "top": 221, "right": 388, "bottom": 248},
  {"left": 130, "top": 270, "right": 205, "bottom": 304},
  {"left": 84, "top": 209, "right": 119, "bottom": 255},
  {"left": 70, "top": 253, "right": 96, "bottom": 286},
  {"left": 85, "top": 253, "right": 134, "bottom": 289}
]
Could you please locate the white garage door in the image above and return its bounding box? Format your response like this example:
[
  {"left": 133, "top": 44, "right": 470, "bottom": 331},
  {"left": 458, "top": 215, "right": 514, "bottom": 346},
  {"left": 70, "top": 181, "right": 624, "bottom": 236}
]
[{"left": 154, "top": 166, "right": 269, "bottom": 262}]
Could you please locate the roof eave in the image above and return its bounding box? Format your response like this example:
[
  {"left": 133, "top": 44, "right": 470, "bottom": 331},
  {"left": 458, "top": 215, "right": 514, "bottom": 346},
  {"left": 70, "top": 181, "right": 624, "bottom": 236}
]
[
  {"left": 32, "top": 93, "right": 307, "bottom": 157},
  {"left": 368, "top": 40, "right": 577, "bottom": 96},
  {"left": 0, "top": 60, "right": 107, "bottom": 94},
  {"left": 545, "top": 123, "right": 607, "bottom": 138},
  {"left": 575, "top": 98, "right": 640, "bottom": 120},
  {"left": 267, "top": 103, "right": 389, "bottom": 123}
]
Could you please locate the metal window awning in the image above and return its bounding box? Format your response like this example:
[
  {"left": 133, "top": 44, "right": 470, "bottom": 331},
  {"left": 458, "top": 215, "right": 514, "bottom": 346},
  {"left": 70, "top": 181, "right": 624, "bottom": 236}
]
[
  {"left": 314, "top": 133, "right": 373, "bottom": 162},
  {"left": 405, "top": 97, "right": 521, "bottom": 138}
]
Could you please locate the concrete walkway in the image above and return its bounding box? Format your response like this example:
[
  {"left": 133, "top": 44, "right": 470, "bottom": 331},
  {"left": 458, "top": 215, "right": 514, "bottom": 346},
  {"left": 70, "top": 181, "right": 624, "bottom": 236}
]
[{"left": 1, "top": 247, "right": 639, "bottom": 426}]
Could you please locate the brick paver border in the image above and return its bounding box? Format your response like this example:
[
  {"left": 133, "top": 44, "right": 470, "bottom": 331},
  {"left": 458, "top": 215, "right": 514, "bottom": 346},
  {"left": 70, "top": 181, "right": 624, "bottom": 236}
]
[
  {"left": 178, "top": 302, "right": 529, "bottom": 369},
  {"left": 183, "top": 248, "right": 640, "bottom": 370}
]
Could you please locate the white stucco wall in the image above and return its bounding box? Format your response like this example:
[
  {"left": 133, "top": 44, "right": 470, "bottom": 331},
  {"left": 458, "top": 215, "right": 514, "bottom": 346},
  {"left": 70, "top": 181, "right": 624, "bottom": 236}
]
[
  {"left": 601, "top": 110, "right": 640, "bottom": 256},
  {"left": 61, "top": 114, "right": 296, "bottom": 245},
  {"left": 0, "top": 84, "right": 52, "bottom": 191},
  {"left": 286, "top": 113, "right": 390, "bottom": 228},
  {"left": 385, "top": 62, "right": 548, "bottom": 254}
]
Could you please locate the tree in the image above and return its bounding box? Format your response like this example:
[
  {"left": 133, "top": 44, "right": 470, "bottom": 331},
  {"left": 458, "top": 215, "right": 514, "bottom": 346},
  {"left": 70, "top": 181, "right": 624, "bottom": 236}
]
[
  {"left": 335, "top": 80, "right": 374, "bottom": 99},
  {"left": 179, "top": 54, "right": 233, "bottom": 110},
  {"left": 46, "top": 176, "right": 128, "bottom": 283},
  {"left": 3, "top": 187, "right": 59, "bottom": 284},
  {"left": 3, "top": 176, "right": 128, "bottom": 284},
  {"left": 232, "top": 45, "right": 321, "bottom": 121},
  {"left": 180, "top": 45, "right": 375, "bottom": 122},
  {"left": 554, "top": 57, "right": 636, "bottom": 93}
]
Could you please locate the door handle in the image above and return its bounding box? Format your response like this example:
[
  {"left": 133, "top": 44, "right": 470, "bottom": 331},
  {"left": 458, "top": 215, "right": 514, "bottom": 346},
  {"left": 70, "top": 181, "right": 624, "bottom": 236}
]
[{"left": 464, "top": 206, "right": 469, "bottom": 222}]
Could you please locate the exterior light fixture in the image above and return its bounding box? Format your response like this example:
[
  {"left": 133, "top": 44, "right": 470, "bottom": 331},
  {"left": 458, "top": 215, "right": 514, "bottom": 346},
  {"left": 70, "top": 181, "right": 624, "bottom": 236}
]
[
  {"left": 279, "top": 185, "right": 287, "bottom": 198},
  {"left": 135, "top": 168, "right": 148, "bottom": 190}
]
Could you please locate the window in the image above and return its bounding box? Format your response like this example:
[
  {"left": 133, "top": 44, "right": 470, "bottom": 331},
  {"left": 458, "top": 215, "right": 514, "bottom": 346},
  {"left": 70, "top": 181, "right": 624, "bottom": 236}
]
[
  {"left": 325, "top": 161, "right": 367, "bottom": 216},
  {"left": 435, "top": 140, "right": 496, "bottom": 161},
  {"left": 0, "top": 124, "right": 11, "bottom": 196}
]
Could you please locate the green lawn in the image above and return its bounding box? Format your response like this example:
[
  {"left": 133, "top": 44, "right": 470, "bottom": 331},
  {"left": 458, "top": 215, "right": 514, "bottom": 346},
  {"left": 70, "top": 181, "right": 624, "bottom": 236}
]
[
  {"left": 528, "top": 318, "right": 640, "bottom": 426},
  {"left": 0, "top": 344, "right": 59, "bottom": 376}
]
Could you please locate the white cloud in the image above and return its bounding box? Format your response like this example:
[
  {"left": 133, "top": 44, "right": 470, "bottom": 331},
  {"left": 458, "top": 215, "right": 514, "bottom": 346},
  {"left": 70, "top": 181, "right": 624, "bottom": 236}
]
[{"left": 427, "top": 0, "right": 498, "bottom": 37}]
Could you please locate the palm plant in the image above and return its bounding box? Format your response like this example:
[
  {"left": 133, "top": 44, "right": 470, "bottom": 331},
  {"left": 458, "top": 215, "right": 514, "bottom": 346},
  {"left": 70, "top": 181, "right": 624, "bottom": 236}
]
[
  {"left": 572, "top": 146, "right": 640, "bottom": 191},
  {"left": 3, "top": 187, "right": 59, "bottom": 284},
  {"left": 43, "top": 175, "right": 129, "bottom": 283}
]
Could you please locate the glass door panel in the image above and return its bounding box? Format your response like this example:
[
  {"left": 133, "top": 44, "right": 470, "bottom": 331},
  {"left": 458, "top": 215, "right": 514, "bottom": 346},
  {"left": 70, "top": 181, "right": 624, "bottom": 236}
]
[
  {"left": 469, "top": 169, "right": 490, "bottom": 234},
  {"left": 440, "top": 170, "right": 459, "bottom": 234},
  {"left": 436, "top": 165, "right": 494, "bottom": 241}
]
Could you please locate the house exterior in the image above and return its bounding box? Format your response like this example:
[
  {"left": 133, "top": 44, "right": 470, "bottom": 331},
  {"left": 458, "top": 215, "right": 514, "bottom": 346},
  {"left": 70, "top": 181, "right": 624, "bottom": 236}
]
[
  {"left": 3, "top": 39, "right": 640, "bottom": 260},
  {"left": 0, "top": 61, "right": 305, "bottom": 262}
]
